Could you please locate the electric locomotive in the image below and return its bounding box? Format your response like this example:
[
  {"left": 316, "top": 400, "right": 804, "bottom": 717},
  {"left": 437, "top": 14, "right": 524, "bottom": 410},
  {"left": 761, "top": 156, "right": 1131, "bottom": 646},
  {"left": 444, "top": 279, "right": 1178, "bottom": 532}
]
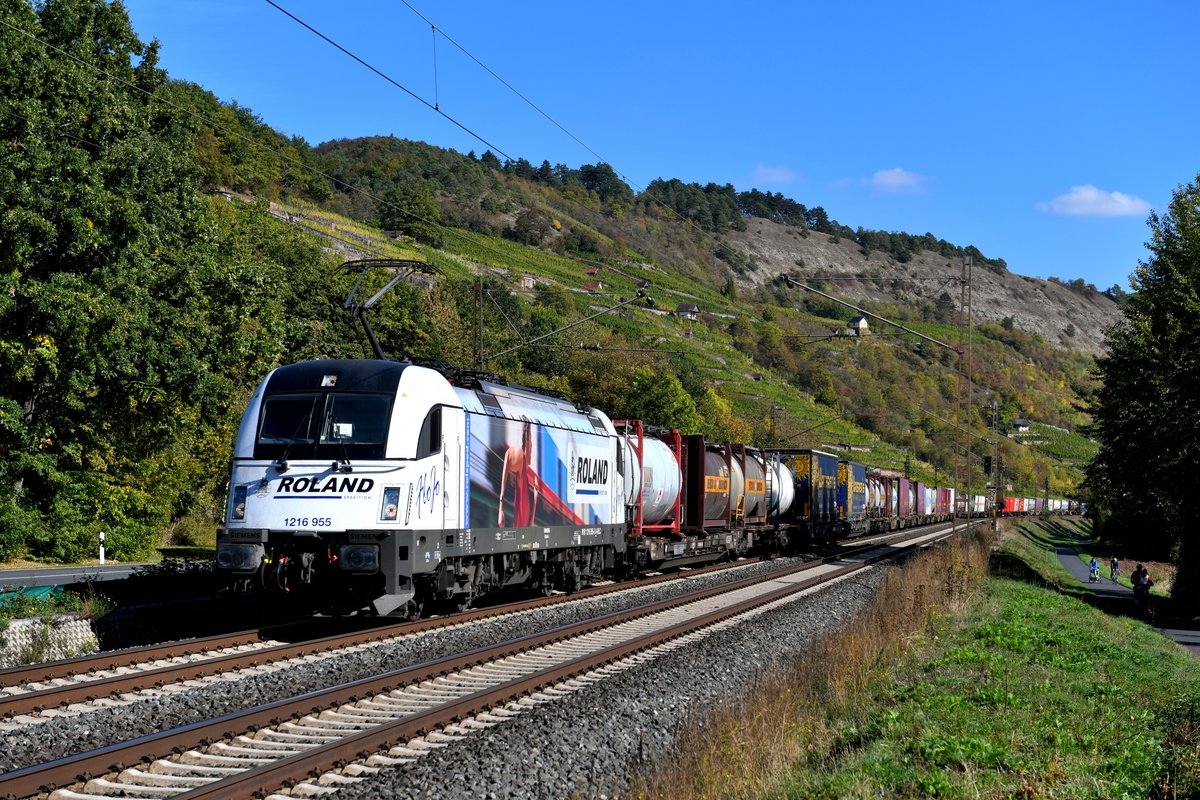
[{"left": 216, "top": 359, "right": 636, "bottom": 616}]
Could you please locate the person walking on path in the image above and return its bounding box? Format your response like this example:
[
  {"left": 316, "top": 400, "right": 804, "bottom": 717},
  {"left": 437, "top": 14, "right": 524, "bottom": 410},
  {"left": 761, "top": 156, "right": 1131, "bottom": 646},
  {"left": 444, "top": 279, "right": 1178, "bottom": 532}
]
[{"left": 1132, "top": 564, "right": 1153, "bottom": 602}]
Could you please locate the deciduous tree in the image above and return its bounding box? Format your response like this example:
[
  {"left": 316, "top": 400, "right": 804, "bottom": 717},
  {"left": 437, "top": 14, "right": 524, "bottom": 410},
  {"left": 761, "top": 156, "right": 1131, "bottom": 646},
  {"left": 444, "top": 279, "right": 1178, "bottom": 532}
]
[{"left": 1086, "top": 173, "right": 1200, "bottom": 610}]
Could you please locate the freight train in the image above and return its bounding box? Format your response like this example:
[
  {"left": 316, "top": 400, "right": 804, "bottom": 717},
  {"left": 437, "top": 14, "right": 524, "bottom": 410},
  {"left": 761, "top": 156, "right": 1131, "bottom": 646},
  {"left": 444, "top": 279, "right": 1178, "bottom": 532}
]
[{"left": 214, "top": 359, "right": 1071, "bottom": 615}]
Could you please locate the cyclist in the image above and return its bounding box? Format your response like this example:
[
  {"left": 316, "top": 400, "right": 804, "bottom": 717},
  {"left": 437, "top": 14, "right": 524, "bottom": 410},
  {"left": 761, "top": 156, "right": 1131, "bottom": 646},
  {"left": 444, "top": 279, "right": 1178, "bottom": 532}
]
[
  {"left": 1089, "top": 557, "right": 1100, "bottom": 583},
  {"left": 1110, "top": 556, "right": 1120, "bottom": 582}
]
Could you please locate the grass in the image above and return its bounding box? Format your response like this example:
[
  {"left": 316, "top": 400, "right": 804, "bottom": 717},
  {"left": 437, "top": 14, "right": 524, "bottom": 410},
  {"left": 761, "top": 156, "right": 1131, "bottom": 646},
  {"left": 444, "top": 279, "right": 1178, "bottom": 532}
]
[
  {"left": 637, "top": 521, "right": 1200, "bottom": 799},
  {"left": 996, "top": 516, "right": 1174, "bottom": 598},
  {"left": 999, "top": 517, "right": 1094, "bottom": 591}
]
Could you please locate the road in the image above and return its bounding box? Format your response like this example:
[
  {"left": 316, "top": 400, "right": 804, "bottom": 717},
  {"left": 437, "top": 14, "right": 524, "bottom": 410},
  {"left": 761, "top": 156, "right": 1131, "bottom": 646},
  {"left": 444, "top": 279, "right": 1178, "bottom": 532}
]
[
  {"left": 0, "top": 563, "right": 152, "bottom": 590},
  {"left": 1055, "top": 545, "right": 1200, "bottom": 657}
]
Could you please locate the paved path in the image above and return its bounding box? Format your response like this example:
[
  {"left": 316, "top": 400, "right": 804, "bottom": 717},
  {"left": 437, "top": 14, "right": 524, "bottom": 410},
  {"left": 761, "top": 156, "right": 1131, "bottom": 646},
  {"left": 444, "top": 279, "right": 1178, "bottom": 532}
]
[
  {"left": 1054, "top": 544, "right": 1200, "bottom": 656},
  {"left": 1055, "top": 546, "right": 1131, "bottom": 599},
  {"left": 0, "top": 563, "right": 152, "bottom": 589}
]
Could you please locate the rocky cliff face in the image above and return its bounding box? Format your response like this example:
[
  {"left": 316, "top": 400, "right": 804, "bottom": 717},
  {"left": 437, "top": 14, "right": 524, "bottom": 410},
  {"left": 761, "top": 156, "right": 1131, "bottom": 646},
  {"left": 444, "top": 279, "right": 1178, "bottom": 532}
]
[{"left": 725, "top": 217, "right": 1121, "bottom": 356}]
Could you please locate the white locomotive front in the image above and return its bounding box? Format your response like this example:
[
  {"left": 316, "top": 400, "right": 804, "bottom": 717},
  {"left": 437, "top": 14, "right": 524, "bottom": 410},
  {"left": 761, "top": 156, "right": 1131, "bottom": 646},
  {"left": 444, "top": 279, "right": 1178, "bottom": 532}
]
[{"left": 216, "top": 359, "right": 630, "bottom": 615}]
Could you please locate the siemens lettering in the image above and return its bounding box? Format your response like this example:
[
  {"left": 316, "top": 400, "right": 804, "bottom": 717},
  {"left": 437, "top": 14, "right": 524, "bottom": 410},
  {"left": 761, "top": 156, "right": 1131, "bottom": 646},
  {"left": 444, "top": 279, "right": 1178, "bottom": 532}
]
[{"left": 276, "top": 477, "right": 375, "bottom": 495}]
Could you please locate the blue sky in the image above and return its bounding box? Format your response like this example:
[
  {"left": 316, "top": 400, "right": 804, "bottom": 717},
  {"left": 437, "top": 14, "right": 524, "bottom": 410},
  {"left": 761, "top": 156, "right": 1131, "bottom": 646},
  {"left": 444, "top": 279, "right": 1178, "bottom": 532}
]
[{"left": 121, "top": 0, "right": 1199, "bottom": 292}]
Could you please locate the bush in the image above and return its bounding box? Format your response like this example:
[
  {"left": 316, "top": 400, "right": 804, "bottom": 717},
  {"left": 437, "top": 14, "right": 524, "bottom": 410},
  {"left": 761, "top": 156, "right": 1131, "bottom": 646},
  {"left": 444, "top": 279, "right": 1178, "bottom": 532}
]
[{"left": 0, "top": 497, "right": 45, "bottom": 562}]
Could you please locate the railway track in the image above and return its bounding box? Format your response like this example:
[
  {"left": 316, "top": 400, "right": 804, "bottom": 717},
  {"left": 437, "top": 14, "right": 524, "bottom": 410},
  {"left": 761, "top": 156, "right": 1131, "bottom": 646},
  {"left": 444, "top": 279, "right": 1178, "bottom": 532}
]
[
  {"left": 0, "top": 555, "right": 789, "bottom": 723},
  {"left": 0, "top": 522, "right": 973, "bottom": 800},
  {"left": 0, "top": 519, "right": 979, "bottom": 723}
]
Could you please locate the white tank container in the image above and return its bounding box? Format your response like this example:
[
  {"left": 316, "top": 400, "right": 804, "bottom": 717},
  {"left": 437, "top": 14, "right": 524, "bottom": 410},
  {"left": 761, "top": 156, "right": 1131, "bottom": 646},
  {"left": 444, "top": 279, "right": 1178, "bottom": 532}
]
[
  {"left": 639, "top": 436, "right": 681, "bottom": 525},
  {"left": 768, "top": 460, "right": 795, "bottom": 518},
  {"left": 619, "top": 436, "right": 642, "bottom": 508}
]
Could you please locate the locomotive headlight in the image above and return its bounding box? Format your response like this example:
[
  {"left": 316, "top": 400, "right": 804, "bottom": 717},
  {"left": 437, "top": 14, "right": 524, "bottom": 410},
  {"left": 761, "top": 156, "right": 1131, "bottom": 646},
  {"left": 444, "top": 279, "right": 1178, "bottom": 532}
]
[
  {"left": 338, "top": 544, "right": 379, "bottom": 573},
  {"left": 216, "top": 543, "right": 263, "bottom": 572},
  {"left": 231, "top": 485, "right": 248, "bottom": 521},
  {"left": 380, "top": 486, "right": 401, "bottom": 521}
]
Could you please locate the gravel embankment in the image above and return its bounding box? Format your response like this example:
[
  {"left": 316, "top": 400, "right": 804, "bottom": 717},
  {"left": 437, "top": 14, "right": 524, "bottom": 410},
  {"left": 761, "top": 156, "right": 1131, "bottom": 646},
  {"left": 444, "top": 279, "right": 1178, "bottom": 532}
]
[
  {"left": 336, "top": 568, "right": 888, "bottom": 799},
  {"left": 1, "top": 556, "right": 826, "bottom": 773}
]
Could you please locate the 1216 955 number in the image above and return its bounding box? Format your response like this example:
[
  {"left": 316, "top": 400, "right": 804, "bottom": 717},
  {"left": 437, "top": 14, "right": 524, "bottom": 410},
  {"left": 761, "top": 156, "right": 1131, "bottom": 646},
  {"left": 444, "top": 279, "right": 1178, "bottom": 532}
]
[{"left": 283, "top": 517, "right": 333, "bottom": 528}]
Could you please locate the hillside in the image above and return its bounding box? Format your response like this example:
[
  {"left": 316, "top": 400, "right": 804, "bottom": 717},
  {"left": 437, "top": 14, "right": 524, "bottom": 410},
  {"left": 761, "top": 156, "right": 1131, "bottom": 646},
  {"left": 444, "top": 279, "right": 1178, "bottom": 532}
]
[
  {"left": 0, "top": 8, "right": 1109, "bottom": 565},
  {"left": 725, "top": 217, "right": 1122, "bottom": 356}
]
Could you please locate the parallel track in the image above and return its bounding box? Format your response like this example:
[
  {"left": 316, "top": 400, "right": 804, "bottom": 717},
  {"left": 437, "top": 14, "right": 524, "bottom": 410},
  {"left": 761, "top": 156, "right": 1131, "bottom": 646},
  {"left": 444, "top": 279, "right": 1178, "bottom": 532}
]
[
  {"left": 0, "top": 522, "right": 980, "bottom": 800},
  {"left": 0, "top": 556, "right": 783, "bottom": 719},
  {"left": 1, "top": 519, "right": 980, "bottom": 720}
]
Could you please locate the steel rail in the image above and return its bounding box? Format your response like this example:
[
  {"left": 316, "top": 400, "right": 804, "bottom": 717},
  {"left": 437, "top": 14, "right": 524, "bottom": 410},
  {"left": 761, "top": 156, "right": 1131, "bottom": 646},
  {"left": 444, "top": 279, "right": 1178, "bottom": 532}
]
[
  {"left": 181, "top": 558, "right": 876, "bottom": 800},
  {"left": 0, "top": 631, "right": 267, "bottom": 688},
  {"left": 0, "top": 554, "right": 810, "bottom": 716},
  {"left": 1, "top": 519, "right": 974, "bottom": 717},
  {"left": 0, "top": 523, "right": 976, "bottom": 800},
  {"left": 1, "top": 547, "right": 800, "bottom": 691}
]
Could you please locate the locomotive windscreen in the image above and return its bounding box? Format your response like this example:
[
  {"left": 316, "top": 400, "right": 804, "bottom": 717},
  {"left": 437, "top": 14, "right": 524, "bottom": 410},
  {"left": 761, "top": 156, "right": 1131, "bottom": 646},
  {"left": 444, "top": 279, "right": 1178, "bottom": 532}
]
[{"left": 254, "top": 392, "right": 392, "bottom": 460}]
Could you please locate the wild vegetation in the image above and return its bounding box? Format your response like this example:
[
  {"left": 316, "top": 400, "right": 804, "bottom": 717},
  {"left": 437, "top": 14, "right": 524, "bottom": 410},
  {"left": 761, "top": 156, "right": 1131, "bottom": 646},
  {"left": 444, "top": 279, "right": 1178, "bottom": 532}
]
[
  {"left": 638, "top": 521, "right": 1200, "bottom": 799},
  {"left": 1086, "top": 173, "right": 1200, "bottom": 611},
  {"left": 2, "top": 0, "right": 1103, "bottom": 564}
]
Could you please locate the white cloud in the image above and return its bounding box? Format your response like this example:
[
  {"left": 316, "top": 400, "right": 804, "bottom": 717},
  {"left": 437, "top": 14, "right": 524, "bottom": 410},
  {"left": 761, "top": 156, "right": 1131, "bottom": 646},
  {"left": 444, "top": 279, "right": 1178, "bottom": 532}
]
[
  {"left": 868, "top": 167, "right": 927, "bottom": 194},
  {"left": 750, "top": 164, "right": 800, "bottom": 184},
  {"left": 1038, "top": 185, "right": 1151, "bottom": 217}
]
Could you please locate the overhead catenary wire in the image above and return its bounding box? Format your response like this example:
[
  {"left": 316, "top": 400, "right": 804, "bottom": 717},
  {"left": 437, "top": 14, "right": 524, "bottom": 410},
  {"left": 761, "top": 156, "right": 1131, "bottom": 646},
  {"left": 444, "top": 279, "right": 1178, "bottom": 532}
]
[
  {"left": 266, "top": 1, "right": 719, "bottom": 234},
  {"left": 396, "top": 0, "right": 618, "bottom": 178},
  {"left": 261, "top": 0, "right": 512, "bottom": 161},
  {"left": 431, "top": 23, "right": 439, "bottom": 111}
]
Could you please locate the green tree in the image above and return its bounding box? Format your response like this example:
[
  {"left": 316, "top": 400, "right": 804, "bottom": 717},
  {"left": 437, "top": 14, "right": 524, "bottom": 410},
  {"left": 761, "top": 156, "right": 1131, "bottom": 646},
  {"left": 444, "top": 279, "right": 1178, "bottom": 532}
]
[
  {"left": 0, "top": 0, "right": 216, "bottom": 557},
  {"left": 479, "top": 150, "right": 502, "bottom": 171},
  {"left": 1086, "top": 173, "right": 1200, "bottom": 611},
  {"left": 627, "top": 367, "right": 702, "bottom": 433},
  {"left": 508, "top": 208, "right": 550, "bottom": 246},
  {"left": 578, "top": 163, "right": 634, "bottom": 206},
  {"left": 0, "top": 1, "right": 351, "bottom": 562},
  {"left": 378, "top": 182, "right": 443, "bottom": 246}
]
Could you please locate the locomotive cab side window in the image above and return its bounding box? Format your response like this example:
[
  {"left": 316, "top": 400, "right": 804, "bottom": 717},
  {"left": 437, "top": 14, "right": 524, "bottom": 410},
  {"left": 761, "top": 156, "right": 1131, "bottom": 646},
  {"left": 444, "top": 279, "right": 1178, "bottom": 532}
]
[{"left": 416, "top": 406, "right": 443, "bottom": 459}]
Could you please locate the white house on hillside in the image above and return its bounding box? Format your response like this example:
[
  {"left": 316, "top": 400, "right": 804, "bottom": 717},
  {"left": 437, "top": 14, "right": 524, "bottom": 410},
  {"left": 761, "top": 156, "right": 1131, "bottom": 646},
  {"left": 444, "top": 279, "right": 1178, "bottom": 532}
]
[{"left": 848, "top": 315, "right": 870, "bottom": 335}]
